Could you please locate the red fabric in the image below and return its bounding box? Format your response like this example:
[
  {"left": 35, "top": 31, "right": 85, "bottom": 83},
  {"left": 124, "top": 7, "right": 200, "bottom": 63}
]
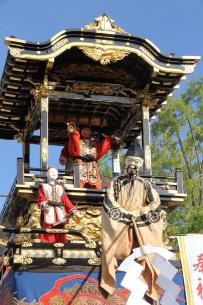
[
  {"left": 61, "top": 131, "right": 112, "bottom": 189},
  {"left": 67, "top": 130, "right": 80, "bottom": 157},
  {"left": 96, "top": 136, "right": 112, "bottom": 160},
  {"left": 37, "top": 185, "right": 76, "bottom": 243},
  {"left": 61, "top": 131, "right": 112, "bottom": 160},
  {"left": 60, "top": 141, "right": 69, "bottom": 159}
]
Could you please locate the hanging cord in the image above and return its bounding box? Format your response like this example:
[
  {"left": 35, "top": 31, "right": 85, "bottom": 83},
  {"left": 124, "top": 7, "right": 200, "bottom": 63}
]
[{"left": 113, "top": 179, "right": 122, "bottom": 201}]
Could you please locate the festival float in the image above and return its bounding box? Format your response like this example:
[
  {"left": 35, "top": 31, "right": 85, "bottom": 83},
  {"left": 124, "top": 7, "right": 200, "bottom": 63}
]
[{"left": 0, "top": 14, "right": 200, "bottom": 305}]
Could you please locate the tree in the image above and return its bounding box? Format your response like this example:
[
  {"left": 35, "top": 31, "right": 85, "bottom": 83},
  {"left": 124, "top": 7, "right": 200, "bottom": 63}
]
[{"left": 151, "top": 77, "right": 203, "bottom": 234}]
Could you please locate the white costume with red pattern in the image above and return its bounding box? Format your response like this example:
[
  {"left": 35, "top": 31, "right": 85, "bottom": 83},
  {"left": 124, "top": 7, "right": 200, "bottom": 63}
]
[{"left": 37, "top": 182, "right": 77, "bottom": 242}]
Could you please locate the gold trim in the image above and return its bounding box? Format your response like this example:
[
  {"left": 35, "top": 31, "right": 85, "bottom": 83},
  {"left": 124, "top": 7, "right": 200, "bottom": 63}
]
[
  {"left": 13, "top": 255, "right": 33, "bottom": 264},
  {"left": 14, "top": 132, "right": 24, "bottom": 143},
  {"left": 79, "top": 46, "right": 129, "bottom": 65},
  {"left": 0, "top": 239, "right": 7, "bottom": 247},
  {"left": 52, "top": 258, "right": 66, "bottom": 265},
  {"left": 53, "top": 243, "right": 64, "bottom": 248},
  {"left": 41, "top": 138, "right": 48, "bottom": 163},
  {"left": 20, "top": 228, "right": 32, "bottom": 233},
  {"left": 85, "top": 240, "right": 97, "bottom": 249},
  {"left": 41, "top": 96, "right": 49, "bottom": 111},
  {"left": 88, "top": 257, "right": 101, "bottom": 265},
  {"left": 6, "top": 41, "right": 196, "bottom": 74},
  {"left": 22, "top": 242, "right": 33, "bottom": 247},
  {"left": 3, "top": 256, "right": 10, "bottom": 266},
  {"left": 52, "top": 38, "right": 68, "bottom": 51},
  {"left": 95, "top": 39, "right": 114, "bottom": 45},
  {"left": 140, "top": 46, "right": 155, "bottom": 61},
  {"left": 9, "top": 47, "right": 24, "bottom": 58}
]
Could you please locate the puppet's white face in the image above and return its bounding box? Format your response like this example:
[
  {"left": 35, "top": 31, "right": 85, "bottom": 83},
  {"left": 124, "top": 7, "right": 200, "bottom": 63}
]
[
  {"left": 47, "top": 168, "right": 58, "bottom": 181},
  {"left": 125, "top": 156, "right": 143, "bottom": 174}
]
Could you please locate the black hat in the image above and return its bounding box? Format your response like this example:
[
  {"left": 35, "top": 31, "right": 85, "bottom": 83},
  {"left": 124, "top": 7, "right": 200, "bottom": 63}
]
[{"left": 126, "top": 140, "right": 144, "bottom": 158}]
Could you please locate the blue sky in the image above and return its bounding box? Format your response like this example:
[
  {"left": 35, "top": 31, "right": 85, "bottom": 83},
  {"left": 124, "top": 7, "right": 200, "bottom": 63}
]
[{"left": 0, "top": 0, "right": 202, "bottom": 209}]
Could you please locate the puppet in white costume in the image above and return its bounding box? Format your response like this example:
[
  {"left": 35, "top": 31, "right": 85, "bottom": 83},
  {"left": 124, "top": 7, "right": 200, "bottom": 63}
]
[
  {"left": 101, "top": 141, "right": 163, "bottom": 303},
  {"left": 37, "top": 167, "right": 78, "bottom": 243}
]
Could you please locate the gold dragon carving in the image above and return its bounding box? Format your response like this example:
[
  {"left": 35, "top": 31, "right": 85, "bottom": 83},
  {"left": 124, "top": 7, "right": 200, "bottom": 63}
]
[{"left": 78, "top": 46, "right": 130, "bottom": 65}]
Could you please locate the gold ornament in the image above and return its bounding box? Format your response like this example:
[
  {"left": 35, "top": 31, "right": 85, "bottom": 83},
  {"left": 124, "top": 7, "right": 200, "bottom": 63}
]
[
  {"left": 52, "top": 258, "right": 66, "bottom": 265},
  {"left": 83, "top": 14, "right": 128, "bottom": 34},
  {"left": 79, "top": 46, "right": 130, "bottom": 65}
]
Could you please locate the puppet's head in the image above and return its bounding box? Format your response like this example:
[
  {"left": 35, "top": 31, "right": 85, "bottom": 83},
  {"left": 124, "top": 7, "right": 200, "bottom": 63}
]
[
  {"left": 46, "top": 167, "right": 58, "bottom": 182},
  {"left": 81, "top": 127, "right": 92, "bottom": 139},
  {"left": 125, "top": 140, "right": 144, "bottom": 175}
]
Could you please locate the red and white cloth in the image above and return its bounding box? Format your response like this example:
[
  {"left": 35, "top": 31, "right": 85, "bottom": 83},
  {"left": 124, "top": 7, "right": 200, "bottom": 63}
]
[{"left": 37, "top": 183, "right": 77, "bottom": 243}]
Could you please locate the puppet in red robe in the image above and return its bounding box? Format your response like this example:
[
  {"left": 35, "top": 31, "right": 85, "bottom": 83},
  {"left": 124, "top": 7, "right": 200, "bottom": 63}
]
[
  {"left": 60, "top": 123, "right": 113, "bottom": 189},
  {"left": 37, "top": 167, "right": 78, "bottom": 243}
]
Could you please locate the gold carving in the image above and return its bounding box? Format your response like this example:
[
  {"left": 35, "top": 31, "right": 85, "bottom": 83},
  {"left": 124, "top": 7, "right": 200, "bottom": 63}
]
[
  {"left": 15, "top": 204, "right": 41, "bottom": 243},
  {"left": 79, "top": 46, "right": 129, "bottom": 65},
  {"left": 52, "top": 258, "right": 66, "bottom": 265},
  {"left": 66, "top": 206, "right": 102, "bottom": 241},
  {"left": 3, "top": 256, "right": 10, "bottom": 266},
  {"left": 21, "top": 249, "right": 54, "bottom": 258},
  {"left": 21, "top": 242, "right": 32, "bottom": 247},
  {"left": 63, "top": 250, "right": 96, "bottom": 259},
  {"left": 9, "top": 47, "right": 24, "bottom": 58},
  {"left": 26, "top": 203, "right": 41, "bottom": 229},
  {"left": 85, "top": 239, "right": 97, "bottom": 249},
  {"left": 13, "top": 255, "right": 33, "bottom": 264},
  {"left": 20, "top": 228, "right": 32, "bottom": 233},
  {"left": 52, "top": 38, "right": 69, "bottom": 51},
  {"left": 31, "top": 84, "right": 49, "bottom": 104},
  {"left": 46, "top": 229, "right": 66, "bottom": 233},
  {"left": 0, "top": 239, "right": 7, "bottom": 247},
  {"left": 41, "top": 86, "right": 49, "bottom": 99},
  {"left": 41, "top": 138, "right": 48, "bottom": 163},
  {"left": 53, "top": 243, "right": 64, "bottom": 248},
  {"left": 83, "top": 14, "right": 128, "bottom": 34},
  {"left": 14, "top": 132, "right": 24, "bottom": 143},
  {"left": 88, "top": 257, "right": 101, "bottom": 265}
]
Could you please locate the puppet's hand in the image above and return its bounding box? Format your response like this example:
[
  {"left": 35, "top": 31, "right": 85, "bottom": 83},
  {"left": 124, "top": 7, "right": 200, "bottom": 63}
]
[
  {"left": 67, "top": 122, "right": 76, "bottom": 133},
  {"left": 41, "top": 202, "right": 49, "bottom": 210},
  {"left": 59, "top": 156, "right": 67, "bottom": 166},
  {"left": 71, "top": 210, "right": 80, "bottom": 217}
]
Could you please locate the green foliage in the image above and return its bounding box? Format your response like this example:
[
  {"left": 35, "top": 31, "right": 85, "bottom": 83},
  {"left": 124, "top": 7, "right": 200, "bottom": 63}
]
[
  {"left": 98, "top": 152, "right": 113, "bottom": 179},
  {"left": 98, "top": 150, "right": 126, "bottom": 179},
  {"left": 151, "top": 77, "right": 203, "bottom": 234}
]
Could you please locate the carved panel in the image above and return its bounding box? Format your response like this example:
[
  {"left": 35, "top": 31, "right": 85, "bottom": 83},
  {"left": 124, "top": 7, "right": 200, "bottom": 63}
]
[
  {"left": 78, "top": 47, "right": 130, "bottom": 65},
  {"left": 66, "top": 206, "right": 102, "bottom": 241}
]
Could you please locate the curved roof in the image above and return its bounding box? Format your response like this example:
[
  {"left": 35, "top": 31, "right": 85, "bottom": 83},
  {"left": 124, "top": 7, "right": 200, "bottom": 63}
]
[{"left": 0, "top": 14, "right": 200, "bottom": 141}]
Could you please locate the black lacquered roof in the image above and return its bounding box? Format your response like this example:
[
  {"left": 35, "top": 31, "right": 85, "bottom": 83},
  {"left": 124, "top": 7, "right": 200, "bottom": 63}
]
[{"left": 0, "top": 14, "right": 200, "bottom": 141}]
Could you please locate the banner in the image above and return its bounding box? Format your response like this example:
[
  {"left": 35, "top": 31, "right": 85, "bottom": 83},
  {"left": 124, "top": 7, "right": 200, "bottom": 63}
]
[{"left": 178, "top": 235, "right": 203, "bottom": 305}]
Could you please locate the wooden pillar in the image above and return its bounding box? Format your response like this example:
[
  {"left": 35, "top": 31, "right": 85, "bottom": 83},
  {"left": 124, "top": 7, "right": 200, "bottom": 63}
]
[
  {"left": 23, "top": 141, "right": 30, "bottom": 171},
  {"left": 112, "top": 150, "right": 121, "bottom": 177},
  {"left": 142, "top": 105, "right": 152, "bottom": 176},
  {"left": 17, "top": 157, "right": 25, "bottom": 184},
  {"left": 40, "top": 92, "right": 49, "bottom": 169}
]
